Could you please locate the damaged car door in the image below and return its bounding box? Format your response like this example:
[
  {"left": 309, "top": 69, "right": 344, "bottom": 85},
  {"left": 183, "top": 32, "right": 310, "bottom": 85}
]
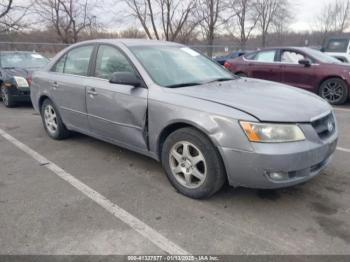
[{"left": 86, "top": 44, "right": 148, "bottom": 150}]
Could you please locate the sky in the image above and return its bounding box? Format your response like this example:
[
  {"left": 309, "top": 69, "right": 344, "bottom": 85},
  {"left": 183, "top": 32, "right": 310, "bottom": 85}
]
[
  {"left": 290, "top": 0, "right": 327, "bottom": 32},
  {"left": 105, "top": 0, "right": 332, "bottom": 33},
  {"left": 15, "top": 0, "right": 332, "bottom": 33}
]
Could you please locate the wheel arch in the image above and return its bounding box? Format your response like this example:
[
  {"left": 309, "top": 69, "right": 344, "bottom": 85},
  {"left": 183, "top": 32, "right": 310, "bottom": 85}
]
[
  {"left": 157, "top": 121, "right": 220, "bottom": 161},
  {"left": 38, "top": 95, "right": 51, "bottom": 111},
  {"left": 318, "top": 75, "right": 349, "bottom": 91}
]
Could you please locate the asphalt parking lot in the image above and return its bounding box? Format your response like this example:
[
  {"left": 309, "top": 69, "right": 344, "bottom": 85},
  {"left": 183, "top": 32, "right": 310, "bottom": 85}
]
[{"left": 0, "top": 103, "right": 350, "bottom": 255}]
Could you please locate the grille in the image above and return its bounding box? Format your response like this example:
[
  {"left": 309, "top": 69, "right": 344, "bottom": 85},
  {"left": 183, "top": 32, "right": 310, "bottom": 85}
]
[{"left": 311, "top": 113, "right": 335, "bottom": 139}]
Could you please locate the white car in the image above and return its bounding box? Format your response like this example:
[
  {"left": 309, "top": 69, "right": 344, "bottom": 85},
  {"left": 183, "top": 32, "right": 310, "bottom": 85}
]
[{"left": 323, "top": 37, "right": 350, "bottom": 63}]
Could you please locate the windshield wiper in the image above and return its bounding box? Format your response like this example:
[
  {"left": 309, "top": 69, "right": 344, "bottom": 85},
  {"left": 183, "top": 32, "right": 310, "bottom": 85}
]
[
  {"left": 166, "top": 82, "right": 202, "bottom": 88},
  {"left": 205, "top": 77, "right": 235, "bottom": 84}
]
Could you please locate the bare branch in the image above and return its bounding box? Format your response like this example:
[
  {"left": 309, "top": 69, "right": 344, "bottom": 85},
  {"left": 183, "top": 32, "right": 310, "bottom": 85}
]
[
  {"left": 32, "top": 0, "right": 102, "bottom": 43},
  {"left": 125, "top": 0, "right": 197, "bottom": 42}
]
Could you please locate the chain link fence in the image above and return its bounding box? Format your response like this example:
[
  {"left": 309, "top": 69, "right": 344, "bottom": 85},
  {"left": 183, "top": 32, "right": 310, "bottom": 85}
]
[
  {"left": 0, "top": 42, "right": 69, "bottom": 58},
  {"left": 0, "top": 42, "right": 239, "bottom": 58},
  {"left": 190, "top": 45, "right": 241, "bottom": 57}
]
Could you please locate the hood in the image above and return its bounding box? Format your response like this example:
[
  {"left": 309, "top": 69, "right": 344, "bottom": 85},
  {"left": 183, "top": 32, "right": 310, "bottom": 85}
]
[
  {"left": 1, "top": 67, "right": 32, "bottom": 80},
  {"left": 168, "top": 78, "right": 331, "bottom": 122}
]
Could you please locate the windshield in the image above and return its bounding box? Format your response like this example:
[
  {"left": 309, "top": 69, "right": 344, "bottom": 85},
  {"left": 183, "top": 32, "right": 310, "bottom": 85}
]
[
  {"left": 0, "top": 52, "right": 49, "bottom": 69},
  {"left": 305, "top": 48, "right": 342, "bottom": 64},
  {"left": 324, "top": 39, "right": 349, "bottom": 53},
  {"left": 130, "top": 46, "right": 234, "bottom": 87}
]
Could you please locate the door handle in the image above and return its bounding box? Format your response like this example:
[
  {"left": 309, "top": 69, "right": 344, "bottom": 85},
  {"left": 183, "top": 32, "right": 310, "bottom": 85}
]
[{"left": 87, "top": 88, "right": 98, "bottom": 96}]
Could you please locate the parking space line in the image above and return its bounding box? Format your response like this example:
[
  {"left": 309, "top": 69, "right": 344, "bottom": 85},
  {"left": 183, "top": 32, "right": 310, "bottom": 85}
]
[
  {"left": 337, "top": 147, "right": 350, "bottom": 153},
  {"left": 0, "top": 128, "right": 189, "bottom": 255}
]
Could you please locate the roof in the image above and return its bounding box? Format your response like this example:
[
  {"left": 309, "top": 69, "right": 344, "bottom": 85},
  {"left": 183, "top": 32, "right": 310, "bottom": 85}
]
[
  {"left": 73, "top": 38, "right": 182, "bottom": 47},
  {"left": 254, "top": 46, "right": 316, "bottom": 52}
]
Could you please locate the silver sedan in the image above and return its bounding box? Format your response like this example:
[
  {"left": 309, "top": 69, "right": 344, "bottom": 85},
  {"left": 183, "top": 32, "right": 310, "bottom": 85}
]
[{"left": 30, "top": 39, "right": 338, "bottom": 199}]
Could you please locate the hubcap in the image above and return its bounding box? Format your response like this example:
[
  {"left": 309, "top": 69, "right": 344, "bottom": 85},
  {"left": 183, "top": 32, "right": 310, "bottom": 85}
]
[
  {"left": 1, "top": 87, "right": 8, "bottom": 105},
  {"left": 44, "top": 105, "right": 58, "bottom": 134},
  {"left": 321, "top": 81, "right": 344, "bottom": 103},
  {"left": 169, "top": 141, "right": 207, "bottom": 189}
]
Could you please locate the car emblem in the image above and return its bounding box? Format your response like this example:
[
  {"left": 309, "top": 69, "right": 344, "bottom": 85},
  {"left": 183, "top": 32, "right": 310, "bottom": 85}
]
[{"left": 327, "top": 121, "right": 334, "bottom": 133}]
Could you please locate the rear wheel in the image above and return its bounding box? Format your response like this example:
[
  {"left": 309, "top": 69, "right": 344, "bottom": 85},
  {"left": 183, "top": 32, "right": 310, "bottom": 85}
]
[
  {"left": 161, "top": 128, "right": 226, "bottom": 199},
  {"left": 41, "top": 99, "right": 70, "bottom": 140},
  {"left": 319, "top": 78, "right": 348, "bottom": 105},
  {"left": 1, "top": 86, "right": 16, "bottom": 107}
]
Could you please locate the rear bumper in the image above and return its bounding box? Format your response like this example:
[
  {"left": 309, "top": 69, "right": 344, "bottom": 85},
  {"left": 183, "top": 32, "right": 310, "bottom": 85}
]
[{"left": 220, "top": 136, "right": 338, "bottom": 189}]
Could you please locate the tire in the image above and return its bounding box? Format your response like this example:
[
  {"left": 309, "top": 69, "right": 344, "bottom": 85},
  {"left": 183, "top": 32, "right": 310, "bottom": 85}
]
[
  {"left": 1, "top": 86, "right": 16, "bottom": 107},
  {"left": 161, "top": 127, "right": 226, "bottom": 199},
  {"left": 319, "top": 78, "right": 348, "bottom": 105},
  {"left": 41, "top": 99, "right": 70, "bottom": 140},
  {"left": 236, "top": 72, "right": 247, "bottom": 77}
]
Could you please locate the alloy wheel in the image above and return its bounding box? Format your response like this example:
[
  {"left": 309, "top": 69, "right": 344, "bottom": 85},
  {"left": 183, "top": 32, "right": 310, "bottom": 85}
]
[
  {"left": 1, "top": 87, "right": 9, "bottom": 106},
  {"left": 169, "top": 141, "right": 207, "bottom": 189},
  {"left": 320, "top": 80, "right": 345, "bottom": 104},
  {"left": 44, "top": 105, "right": 58, "bottom": 135}
]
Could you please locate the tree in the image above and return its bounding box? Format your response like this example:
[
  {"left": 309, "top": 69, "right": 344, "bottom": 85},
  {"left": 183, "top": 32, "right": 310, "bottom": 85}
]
[
  {"left": 315, "top": 0, "right": 350, "bottom": 44},
  {"left": 119, "top": 27, "right": 147, "bottom": 38},
  {"left": 32, "top": 0, "right": 102, "bottom": 43},
  {"left": 271, "top": 0, "right": 291, "bottom": 44},
  {"left": 125, "top": 0, "right": 197, "bottom": 42},
  {"left": 197, "top": 0, "right": 223, "bottom": 56},
  {"left": 333, "top": 0, "right": 350, "bottom": 33},
  {"left": 254, "top": 0, "right": 290, "bottom": 47},
  {"left": 0, "top": 0, "right": 28, "bottom": 32},
  {"left": 226, "top": 0, "right": 259, "bottom": 49},
  {"left": 0, "top": 0, "right": 12, "bottom": 19}
]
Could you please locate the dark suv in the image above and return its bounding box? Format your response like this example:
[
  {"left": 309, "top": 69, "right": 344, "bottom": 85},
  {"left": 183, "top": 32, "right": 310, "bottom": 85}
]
[{"left": 0, "top": 51, "right": 49, "bottom": 107}]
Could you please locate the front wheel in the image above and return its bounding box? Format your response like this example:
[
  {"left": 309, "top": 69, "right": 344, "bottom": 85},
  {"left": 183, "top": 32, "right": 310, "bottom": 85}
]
[
  {"left": 41, "top": 99, "right": 70, "bottom": 140},
  {"left": 319, "top": 78, "right": 348, "bottom": 105},
  {"left": 1, "top": 86, "right": 16, "bottom": 107},
  {"left": 161, "top": 128, "right": 226, "bottom": 199}
]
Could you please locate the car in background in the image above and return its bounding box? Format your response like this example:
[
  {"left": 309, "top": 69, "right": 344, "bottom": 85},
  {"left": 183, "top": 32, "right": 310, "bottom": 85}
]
[
  {"left": 322, "top": 37, "right": 350, "bottom": 63},
  {"left": 224, "top": 47, "right": 350, "bottom": 105},
  {"left": 0, "top": 51, "right": 50, "bottom": 107},
  {"left": 31, "top": 39, "right": 337, "bottom": 199},
  {"left": 214, "top": 51, "right": 245, "bottom": 65}
]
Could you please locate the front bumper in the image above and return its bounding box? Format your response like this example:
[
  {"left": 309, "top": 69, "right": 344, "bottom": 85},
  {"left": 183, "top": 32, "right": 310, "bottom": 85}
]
[
  {"left": 7, "top": 87, "right": 31, "bottom": 102},
  {"left": 220, "top": 127, "right": 338, "bottom": 189}
]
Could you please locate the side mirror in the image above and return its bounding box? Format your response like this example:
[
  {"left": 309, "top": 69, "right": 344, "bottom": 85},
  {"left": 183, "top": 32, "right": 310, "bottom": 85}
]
[
  {"left": 298, "top": 59, "right": 311, "bottom": 67},
  {"left": 109, "top": 72, "right": 142, "bottom": 87}
]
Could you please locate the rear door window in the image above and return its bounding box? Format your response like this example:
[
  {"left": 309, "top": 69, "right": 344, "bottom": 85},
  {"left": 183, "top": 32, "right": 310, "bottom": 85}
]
[
  {"left": 254, "top": 50, "right": 277, "bottom": 62},
  {"left": 63, "top": 46, "right": 94, "bottom": 76}
]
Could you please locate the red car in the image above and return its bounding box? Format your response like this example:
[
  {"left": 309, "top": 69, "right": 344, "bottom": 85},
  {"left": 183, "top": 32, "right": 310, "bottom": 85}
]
[{"left": 224, "top": 47, "right": 350, "bottom": 105}]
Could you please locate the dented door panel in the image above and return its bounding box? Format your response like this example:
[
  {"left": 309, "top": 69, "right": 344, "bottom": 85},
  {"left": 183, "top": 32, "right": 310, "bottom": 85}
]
[{"left": 86, "top": 78, "right": 148, "bottom": 150}]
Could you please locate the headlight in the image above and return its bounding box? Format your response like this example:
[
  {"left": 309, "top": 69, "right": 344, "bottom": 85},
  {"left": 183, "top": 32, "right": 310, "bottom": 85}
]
[
  {"left": 240, "top": 121, "right": 305, "bottom": 143},
  {"left": 14, "top": 76, "right": 29, "bottom": 88}
]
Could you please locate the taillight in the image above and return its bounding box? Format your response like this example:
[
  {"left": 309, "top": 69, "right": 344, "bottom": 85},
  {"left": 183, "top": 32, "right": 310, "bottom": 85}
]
[
  {"left": 224, "top": 61, "right": 231, "bottom": 69},
  {"left": 27, "top": 75, "right": 32, "bottom": 86}
]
